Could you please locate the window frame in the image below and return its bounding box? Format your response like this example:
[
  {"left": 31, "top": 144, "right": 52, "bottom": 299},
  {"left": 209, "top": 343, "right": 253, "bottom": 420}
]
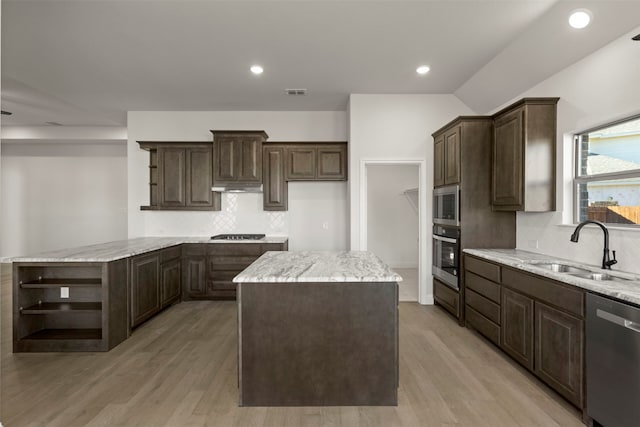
[{"left": 573, "top": 114, "right": 640, "bottom": 226}]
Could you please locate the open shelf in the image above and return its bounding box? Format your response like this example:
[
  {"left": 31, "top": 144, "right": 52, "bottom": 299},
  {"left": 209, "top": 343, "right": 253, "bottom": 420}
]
[
  {"left": 20, "top": 278, "right": 102, "bottom": 288},
  {"left": 21, "top": 302, "right": 102, "bottom": 314},
  {"left": 22, "top": 328, "right": 102, "bottom": 340}
]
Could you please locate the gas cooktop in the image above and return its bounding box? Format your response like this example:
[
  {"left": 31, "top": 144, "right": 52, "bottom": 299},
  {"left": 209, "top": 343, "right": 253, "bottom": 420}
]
[{"left": 210, "top": 234, "right": 266, "bottom": 241}]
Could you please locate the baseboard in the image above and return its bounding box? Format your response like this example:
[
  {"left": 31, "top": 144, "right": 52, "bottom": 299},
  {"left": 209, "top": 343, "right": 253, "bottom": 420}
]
[{"left": 420, "top": 294, "right": 434, "bottom": 305}]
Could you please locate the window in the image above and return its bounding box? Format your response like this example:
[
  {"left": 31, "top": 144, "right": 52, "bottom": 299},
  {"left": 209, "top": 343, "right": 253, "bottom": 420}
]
[{"left": 575, "top": 115, "right": 640, "bottom": 225}]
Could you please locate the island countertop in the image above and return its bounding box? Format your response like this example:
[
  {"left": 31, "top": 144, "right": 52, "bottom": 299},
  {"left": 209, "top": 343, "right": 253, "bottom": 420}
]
[
  {"left": 9, "top": 236, "right": 289, "bottom": 263},
  {"left": 233, "top": 251, "right": 403, "bottom": 283}
]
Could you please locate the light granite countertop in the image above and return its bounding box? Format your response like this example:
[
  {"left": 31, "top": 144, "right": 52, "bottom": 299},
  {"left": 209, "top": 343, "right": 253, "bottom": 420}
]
[
  {"left": 9, "top": 236, "right": 289, "bottom": 263},
  {"left": 464, "top": 248, "right": 640, "bottom": 306},
  {"left": 233, "top": 251, "right": 403, "bottom": 283}
]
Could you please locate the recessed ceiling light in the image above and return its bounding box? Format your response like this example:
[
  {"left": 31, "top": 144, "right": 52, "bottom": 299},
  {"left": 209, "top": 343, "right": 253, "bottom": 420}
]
[
  {"left": 416, "top": 65, "right": 430, "bottom": 75},
  {"left": 569, "top": 9, "right": 592, "bottom": 29},
  {"left": 250, "top": 65, "right": 264, "bottom": 75}
]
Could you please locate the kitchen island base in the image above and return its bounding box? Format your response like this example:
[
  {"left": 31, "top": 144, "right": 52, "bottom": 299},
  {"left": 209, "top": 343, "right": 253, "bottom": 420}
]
[{"left": 238, "top": 281, "right": 398, "bottom": 407}]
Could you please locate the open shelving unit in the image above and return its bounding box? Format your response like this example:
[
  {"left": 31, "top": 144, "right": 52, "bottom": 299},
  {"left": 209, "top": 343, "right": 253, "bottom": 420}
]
[{"left": 13, "top": 261, "right": 128, "bottom": 352}]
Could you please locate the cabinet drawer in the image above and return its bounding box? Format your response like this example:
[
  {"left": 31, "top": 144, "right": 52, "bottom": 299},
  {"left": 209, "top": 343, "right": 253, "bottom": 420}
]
[
  {"left": 207, "top": 244, "right": 266, "bottom": 256},
  {"left": 465, "top": 271, "right": 500, "bottom": 303},
  {"left": 208, "top": 256, "right": 258, "bottom": 271},
  {"left": 502, "top": 268, "right": 584, "bottom": 317},
  {"left": 466, "top": 306, "right": 500, "bottom": 346},
  {"left": 160, "top": 245, "right": 182, "bottom": 262},
  {"left": 466, "top": 289, "right": 500, "bottom": 325},
  {"left": 465, "top": 256, "right": 501, "bottom": 283},
  {"left": 434, "top": 279, "right": 459, "bottom": 318}
]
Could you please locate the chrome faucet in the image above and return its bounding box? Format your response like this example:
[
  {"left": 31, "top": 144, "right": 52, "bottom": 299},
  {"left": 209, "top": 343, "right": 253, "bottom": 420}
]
[{"left": 570, "top": 220, "right": 617, "bottom": 270}]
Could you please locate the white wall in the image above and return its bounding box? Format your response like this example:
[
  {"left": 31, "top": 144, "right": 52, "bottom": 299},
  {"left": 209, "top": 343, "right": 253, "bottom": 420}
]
[
  {"left": 367, "top": 164, "right": 419, "bottom": 268},
  {"left": 493, "top": 26, "right": 640, "bottom": 273},
  {"left": 349, "top": 94, "right": 475, "bottom": 303},
  {"left": 0, "top": 142, "right": 128, "bottom": 258},
  {"left": 127, "top": 111, "right": 348, "bottom": 250}
]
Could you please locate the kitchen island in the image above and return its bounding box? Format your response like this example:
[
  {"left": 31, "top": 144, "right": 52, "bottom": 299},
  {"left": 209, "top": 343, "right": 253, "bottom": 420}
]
[{"left": 234, "top": 251, "right": 402, "bottom": 406}]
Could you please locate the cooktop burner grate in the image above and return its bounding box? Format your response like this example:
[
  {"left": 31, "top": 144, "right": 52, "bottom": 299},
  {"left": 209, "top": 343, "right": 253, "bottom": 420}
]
[{"left": 210, "top": 234, "right": 266, "bottom": 241}]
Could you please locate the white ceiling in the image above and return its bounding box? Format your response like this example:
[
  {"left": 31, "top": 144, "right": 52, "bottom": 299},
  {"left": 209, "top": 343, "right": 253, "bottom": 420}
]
[{"left": 2, "top": 0, "right": 640, "bottom": 127}]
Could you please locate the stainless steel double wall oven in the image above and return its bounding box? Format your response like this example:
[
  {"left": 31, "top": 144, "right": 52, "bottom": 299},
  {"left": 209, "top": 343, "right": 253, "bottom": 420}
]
[{"left": 432, "top": 185, "right": 460, "bottom": 289}]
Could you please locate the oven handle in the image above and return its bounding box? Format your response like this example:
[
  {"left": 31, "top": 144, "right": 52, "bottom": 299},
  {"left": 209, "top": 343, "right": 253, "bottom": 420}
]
[{"left": 433, "top": 235, "right": 457, "bottom": 244}]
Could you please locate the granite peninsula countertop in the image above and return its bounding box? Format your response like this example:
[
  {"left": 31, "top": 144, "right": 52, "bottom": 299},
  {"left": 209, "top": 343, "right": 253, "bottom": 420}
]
[
  {"left": 464, "top": 248, "right": 640, "bottom": 306},
  {"left": 233, "top": 251, "right": 403, "bottom": 283},
  {"left": 9, "top": 236, "right": 289, "bottom": 263}
]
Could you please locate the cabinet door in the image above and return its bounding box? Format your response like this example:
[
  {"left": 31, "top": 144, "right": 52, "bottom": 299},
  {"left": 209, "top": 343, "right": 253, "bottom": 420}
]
[
  {"left": 433, "top": 134, "right": 445, "bottom": 187},
  {"left": 158, "top": 147, "right": 186, "bottom": 207},
  {"left": 317, "top": 145, "right": 347, "bottom": 180},
  {"left": 131, "top": 253, "right": 161, "bottom": 328},
  {"left": 286, "top": 146, "right": 316, "bottom": 180},
  {"left": 182, "top": 256, "right": 207, "bottom": 299},
  {"left": 160, "top": 258, "right": 181, "bottom": 308},
  {"left": 535, "top": 302, "right": 584, "bottom": 407},
  {"left": 263, "top": 146, "right": 288, "bottom": 211},
  {"left": 444, "top": 127, "right": 460, "bottom": 185},
  {"left": 238, "top": 136, "right": 262, "bottom": 183},
  {"left": 186, "top": 146, "right": 214, "bottom": 208},
  {"left": 492, "top": 108, "right": 524, "bottom": 208},
  {"left": 501, "top": 287, "right": 534, "bottom": 370},
  {"left": 213, "top": 135, "right": 237, "bottom": 183}
]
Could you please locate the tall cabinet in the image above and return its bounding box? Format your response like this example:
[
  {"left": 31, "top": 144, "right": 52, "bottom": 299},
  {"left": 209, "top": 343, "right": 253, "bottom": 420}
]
[{"left": 432, "top": 117, "right": 516, "bottom": 325}]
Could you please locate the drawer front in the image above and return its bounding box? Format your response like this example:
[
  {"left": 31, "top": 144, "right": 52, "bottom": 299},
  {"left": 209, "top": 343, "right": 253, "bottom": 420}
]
[
  {"left": 502, "top": 268, "right": 584, "bottom": 317},
  {"left": 466, "top": 306, "right": 500, "bottom": 346},
  {"left": 207, "top": 243, "right": 266, "bottom": 256},
  {"left": 465, "top": 255, "right": 501, "bottom": 283},
  {"left": 465, "top": 271, "right": 501, "bottom": 303},
  {"left": 208, "top": 256, "right": 258, "bottom": 271},
  {"left": 434, "top": 279, "right": 459, "bottom": 318},
  {"left": 466, "top": 289, "right": 500, "bottom": 325},
  {"left": 160, "top": 245, "right": 182, "bottom": 262}
]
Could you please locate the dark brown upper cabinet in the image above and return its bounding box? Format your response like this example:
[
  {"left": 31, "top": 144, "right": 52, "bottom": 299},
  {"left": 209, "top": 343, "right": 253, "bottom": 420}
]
[
  {"left": 491, "top": 98, "right": 559, "bottom": 212},
  {"left": 211, "top": 130, "right": 267, "bottom": 186},
  {"left": 138, "top": 141, "right": 220, "bottom": 211},
  {"left": 263, "top": 145, "right": 288, "bottom": 211},
  {"left": 284, "top": 143, "right": 347, "bottom": 181},
  {"left": 433, "top": 126, "right": 460, "bottom": 187}
]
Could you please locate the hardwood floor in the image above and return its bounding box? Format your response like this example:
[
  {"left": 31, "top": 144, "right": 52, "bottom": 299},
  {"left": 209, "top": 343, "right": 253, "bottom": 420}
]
[{"left": 0, "top": 264, "right": 583, "bottom": 426}]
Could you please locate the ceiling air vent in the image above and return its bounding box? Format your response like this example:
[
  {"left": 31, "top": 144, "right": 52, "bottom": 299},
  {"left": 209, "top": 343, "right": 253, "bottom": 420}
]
[
  {"left": 285, "top": 88, "right": 307, "bottom": 96},
  {"left": 1, "top": 110, "right": 12, "bottom": 115},
  {"left": 45, "top": 121, "right": 63, "bottom": 126}
]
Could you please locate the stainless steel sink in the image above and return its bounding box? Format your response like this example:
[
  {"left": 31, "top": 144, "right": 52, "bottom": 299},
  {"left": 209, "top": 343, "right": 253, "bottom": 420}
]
[
  {"left": 569, "top": 272, "right": 631, "bottom": 282},
  {"left": 531, "top": 262, "right": 591, "bottom": 274}
]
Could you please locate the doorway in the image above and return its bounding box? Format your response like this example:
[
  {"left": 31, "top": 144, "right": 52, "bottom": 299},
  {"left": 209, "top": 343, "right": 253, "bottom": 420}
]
[{"left": 360, "top": 160, "right": 428, "bottom": 303}]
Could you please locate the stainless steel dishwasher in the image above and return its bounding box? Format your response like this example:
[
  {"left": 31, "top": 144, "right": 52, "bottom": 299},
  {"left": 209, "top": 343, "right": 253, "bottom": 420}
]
[{"left": 587, "top": 293, "right": 640, "bottom": 427}]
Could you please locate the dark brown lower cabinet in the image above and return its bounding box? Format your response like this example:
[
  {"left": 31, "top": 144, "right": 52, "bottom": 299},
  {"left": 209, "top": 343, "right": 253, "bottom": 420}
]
[
  {"left": 500, "top": 287, "right": 534, "bottom": 371},
  {"left": 433, "top": 278, "right": 460, "bottom": 319},
  {"left": 161, "top": 257, "right": 181, "bottom": 308},
  {"left": 130, "top": 252, "right": 161, "bottom": 328},
  {"left": 131, "top": 246, "right": 182, "bottom": 328},
  {"left": 534, "top": 302, "right": 584, "bottom": 407},
  {"left": 182, "top": 242, "right": 288, "bottom": 300},
  {"left": 465, "top": 254, "right": 587, "bottom": 413}
]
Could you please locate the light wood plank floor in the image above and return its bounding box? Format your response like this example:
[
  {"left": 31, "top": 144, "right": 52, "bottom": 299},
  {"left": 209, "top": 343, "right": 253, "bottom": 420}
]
[{"left": 0, "top": 264, "right": 583, "bottom": 426}]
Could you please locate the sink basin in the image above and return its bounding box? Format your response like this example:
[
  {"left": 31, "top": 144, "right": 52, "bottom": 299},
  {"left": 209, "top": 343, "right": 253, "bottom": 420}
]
[
  {"left": 531, "top": 262, "right": 591, "bottom": 274},
  {"left": 569, "top": 272, "right": 630, "bottom": 282}
]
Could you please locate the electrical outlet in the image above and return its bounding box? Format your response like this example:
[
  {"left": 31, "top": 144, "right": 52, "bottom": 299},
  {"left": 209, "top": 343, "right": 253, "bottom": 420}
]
[
  {"left": 60, "top": 287, "right": 70, "bottom": 298},
  {"left": 322, "top": 221, "right": 329, "bottom": 230}
]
